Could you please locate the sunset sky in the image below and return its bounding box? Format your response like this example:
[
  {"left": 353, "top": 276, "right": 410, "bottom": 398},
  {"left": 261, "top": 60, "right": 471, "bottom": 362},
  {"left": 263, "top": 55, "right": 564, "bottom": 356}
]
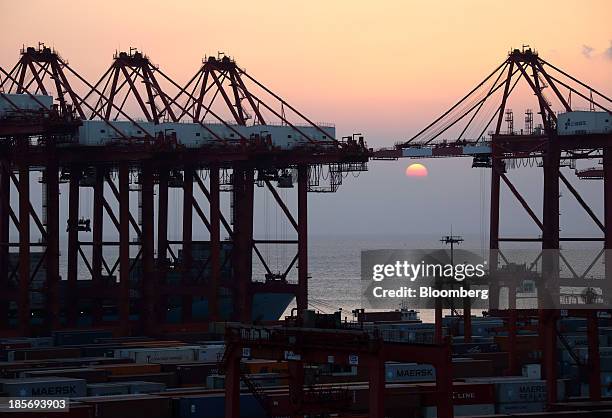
[{"left": 1, "top": 1, "right": 611, "bottom": 241}]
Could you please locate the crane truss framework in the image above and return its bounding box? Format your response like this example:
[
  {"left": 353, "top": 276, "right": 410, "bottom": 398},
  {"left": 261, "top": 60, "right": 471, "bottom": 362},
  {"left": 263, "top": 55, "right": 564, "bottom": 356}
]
[
  {"left": 0, "top": 45, "right": 369, "bottom": 337},
  {"left": 221, "top": 325, "right": 454, "bottom": 418},
  {"left": 372, "top": 47, "right": 612, "bottom": 406}
]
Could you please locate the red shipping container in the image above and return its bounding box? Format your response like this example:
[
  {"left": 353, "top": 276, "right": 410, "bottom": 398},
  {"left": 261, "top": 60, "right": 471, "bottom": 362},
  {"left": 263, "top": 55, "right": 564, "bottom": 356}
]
[
  {"left": 23, "top": 367, "right": 109, "bottom": 383},
  {"left": 0, "top": 342, "right": 31, "bottom": 350},
  {"left": 11, "top": 348, "right": 82, "bottom": 361},
  {"left": 457, "top": 352, "right": 509, "bottom": 371},
  {"left": 451, "top": 359, "right": 494, "bottom": 378},
  {"left": 3, "top": 403, "right": 94, "bottom": 418},
  {"left": 107, "top": 372, "right": 178, "bottom": 387}
]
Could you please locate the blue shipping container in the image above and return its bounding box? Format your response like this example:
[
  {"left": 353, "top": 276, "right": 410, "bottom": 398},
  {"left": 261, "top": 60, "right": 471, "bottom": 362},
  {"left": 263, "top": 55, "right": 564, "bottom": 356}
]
[{"left": 178, "top": 394, "right": 265, "bottom": 418}]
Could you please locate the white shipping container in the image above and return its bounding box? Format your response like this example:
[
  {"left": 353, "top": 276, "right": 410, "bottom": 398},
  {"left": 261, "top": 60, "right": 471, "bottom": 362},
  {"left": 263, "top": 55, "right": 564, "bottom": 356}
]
[
  {"left": 0, "top": 94, "right": 53, "bottom": 114},
  {"left": 385, "top": 362, "right": 435, "bottom": 382},
  {"left": 75, "top": 119, "right": 333, "bottom": 150},
  {"left": 462, "top": 145, "right": 492, "bottom": 155},
  {"left": 402, "top": 147, "right": 433, "bottom": 157},
  {"left": 194, "top": 344, "right": 225, "bottom": 362},
  {"left": 206, "top": 373, "right": 282, "bottom": 390},
  {"left": 422, "top": 403, "right": 495, "bottom": 418},
  {"left": 114, "top": 346, "right": 197, "bottom": 363},
  {"left": 522, "top": 364, "right": 541, "bottom": 379},
  {"left": 77, "top": 120, "right": 153, "bottom": 145},
  {"left": 249, "top": 124, "right": 335, "bottom": 150},
  {"left": 492, "top": 379, "right": 565, "bottom": 403},
  {"left": 0, "top": 377, "right": 87, "bottom": 398},
  {"left": 557, "top": 111, "right": 611, "bottom": 136}
]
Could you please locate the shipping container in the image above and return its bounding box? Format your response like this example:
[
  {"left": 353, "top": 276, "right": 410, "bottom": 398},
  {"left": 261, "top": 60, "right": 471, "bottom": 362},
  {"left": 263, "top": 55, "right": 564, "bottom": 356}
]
[
  {"left": 559, "top": 317, "right": 588, "bottom": 333},
  {"left": 402, "top": 147, "right": 433, "bottom": 157},
  {"left": 205, "top": 373, "right": 283, "bottom": 390},
  {"left": 356, "top": 310, "right": 414, "bottom": 322},
  {"left": 126, "top": 381, "right": 166, "bottom": 394},
  {"left": 0, "top": 94, "right": 54, "bottom": 114},
  {"left": 75, "top": 119, "right": 334, "bottom": 150},
  {"left": 448, "top": 317, "right": 504, "bottom": 337},
  {"left": 579, "top": 371, "right": 612, "bottom": 397},
  {"left": 87, "top": 382, "right": 130, "bottom": 396},
  {"left": 557, "top": 111, "right": 611, "bottom": 136},
  {"left": 0, "top": 402, "right": 94, "bottom": 418},
  {"left": 0, "top": 342, "right": 31, "bottom": 351},
  {"left": 176, "top": 394, "right": 265, "bottom": 418},
  {"left": 9, "top": 347, "right": 82, "bottom": 361},
  {"left": 242, "top": 359, "right": 288, "bottom": 374},
  {"left": 74, "top": 394, "right": 172, "bottom": 418},
  {"left": 496, "top": 401, "right": 546, "bottom": 413},
  {"left": 93, "top": 363, "right": 162, "bottom": 376},
  {"left": 114, "top": 347, "right": 197, "bottom": 363},
  {"left": 452, "top": 342, "right": 499, "bottom": 355},
  {"left": 558, "top": 333, "right": 608, "bottom": 350},
  {"left": 53, "top": 330, "right": 114, "bottom": 346},
  {"left": 422, "top": 403, "right": 495, "bottom": 417},
  {"left": 465, "top": 377, "right": 566, "bottom": 403},
  {"left": 419, "top": 382, "right": 495, "bottom": 406},
  {"left": 56, "top": 357, "right": 133, "bottom": 368},
  {"left": 0, "top": 377, "right": 87, "bottom": 398},
  {"left": 576, "top": 346, "right": 612, "bottom": 362},
  {"left": 174, "top": 363, "right": 219, "bottom": 386},
  {"left": 494, "top": 335, "right": 540, "bottom": 352},
  {"left": 194, "top": 345, "right": 224, "bottom": 362},
  {"left": 462, "top": 145, "right": 492, "bottom": 156},
  {"left": 385, "top": 363, "right": 435, "bottom": 383},
  {"left": 451, "top": 358, "right": 494, "bottom": 378},
  {"left": 522, "top": 363, "right": 541, "bottom": 379},
  {"left": 155, "top": 386, "right": 220, "bottom": 397},
  {"left": 23, "top": 367, "right": 108, "bottom": 383},
  {"left": 107, "top": 372, "right": 177, "bottom": 387},
  {"left": 458, "top": 352, "right": 509, "bottom": 372}
]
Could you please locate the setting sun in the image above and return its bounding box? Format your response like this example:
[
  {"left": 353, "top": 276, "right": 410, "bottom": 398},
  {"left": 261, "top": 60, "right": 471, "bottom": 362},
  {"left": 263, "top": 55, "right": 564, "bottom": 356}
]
[{"left": 405, "top": 163, "right": 428, "bottom": 177}]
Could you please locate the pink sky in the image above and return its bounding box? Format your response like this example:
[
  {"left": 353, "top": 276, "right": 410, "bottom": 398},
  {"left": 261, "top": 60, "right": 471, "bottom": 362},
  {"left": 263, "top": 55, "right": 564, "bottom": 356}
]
[{"left": 1, "top": 0, "right": 610, "bottom": 148}]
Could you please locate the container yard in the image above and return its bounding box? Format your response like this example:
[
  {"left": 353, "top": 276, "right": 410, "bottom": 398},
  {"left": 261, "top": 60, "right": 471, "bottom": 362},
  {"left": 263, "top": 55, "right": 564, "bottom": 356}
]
[
  {"left": 1, "top": 1, "right": 612, "bottom": 417},
  {"left": 0, "top": 313, "right": 611, "bottom": 417}
]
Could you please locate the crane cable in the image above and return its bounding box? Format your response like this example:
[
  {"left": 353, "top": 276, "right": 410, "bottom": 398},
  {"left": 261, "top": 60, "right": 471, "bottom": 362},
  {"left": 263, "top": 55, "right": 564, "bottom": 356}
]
[{"left": 264, "top": 181, "right": 270, "bottom": 272}]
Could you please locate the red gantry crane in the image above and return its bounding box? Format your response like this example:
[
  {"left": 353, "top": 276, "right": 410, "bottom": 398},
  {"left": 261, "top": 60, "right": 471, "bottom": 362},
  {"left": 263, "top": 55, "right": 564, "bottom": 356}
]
[
  {"left": 0, "top": 44, "right": 368, "bottom": 337},
  {"left": 374, "top": 46, "right": 612, "bottom": 405}
]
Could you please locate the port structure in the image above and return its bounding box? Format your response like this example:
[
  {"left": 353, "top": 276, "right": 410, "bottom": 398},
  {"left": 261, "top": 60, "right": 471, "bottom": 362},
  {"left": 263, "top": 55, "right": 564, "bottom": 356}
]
[
  {"left": 374, "top": 47, "right": 611, "bottom": 405},
  {"left": 2, "top": 44, "right": 612, "bottom": 414},
  {"left": 0, "top": 44, "right": 369, "bottom": 337},
  {"left": 439, "top": 232, "right": 468, "bottom": 344},
  {"left": 221, "top": 323, "right": 454, "bottom": 418}
]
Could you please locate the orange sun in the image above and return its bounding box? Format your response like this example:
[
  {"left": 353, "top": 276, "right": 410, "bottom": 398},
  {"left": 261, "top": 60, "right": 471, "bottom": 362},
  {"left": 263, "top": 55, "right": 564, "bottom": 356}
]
[{"left": 405, "top": 163, "right": 428, "bottom": 177}]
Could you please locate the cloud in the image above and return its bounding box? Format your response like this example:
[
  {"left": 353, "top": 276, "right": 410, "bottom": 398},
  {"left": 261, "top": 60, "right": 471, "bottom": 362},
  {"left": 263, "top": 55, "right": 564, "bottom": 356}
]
[
  {"left": 582, "top": 44, "right": 594, "bottom": 58},
  {"left": 605, "top": 40, "right": 612, "bottom": 60}
]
